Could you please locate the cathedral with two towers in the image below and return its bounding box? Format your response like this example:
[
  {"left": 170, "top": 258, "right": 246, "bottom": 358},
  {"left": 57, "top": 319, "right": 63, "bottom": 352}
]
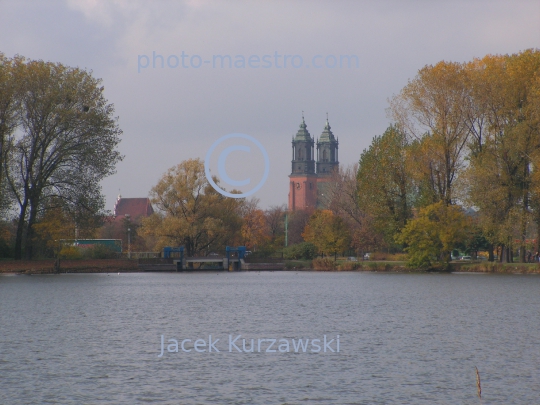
[{"left": 288, "top": 114, "right": 339, "bottom": 211}]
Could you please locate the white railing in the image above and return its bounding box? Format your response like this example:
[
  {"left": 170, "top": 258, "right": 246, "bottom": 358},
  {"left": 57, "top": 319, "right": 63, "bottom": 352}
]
[{"left": 119, "top": 252, "right": 161, "bottom": 259}]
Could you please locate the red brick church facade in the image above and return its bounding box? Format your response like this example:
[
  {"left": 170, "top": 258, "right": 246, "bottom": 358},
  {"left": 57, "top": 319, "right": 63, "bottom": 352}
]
[
  {"left": 112, "top": 195, "right": 154, "bottom": 222},
  {"left": 288, "top": 115, "right": 339, "bottom": 211}
]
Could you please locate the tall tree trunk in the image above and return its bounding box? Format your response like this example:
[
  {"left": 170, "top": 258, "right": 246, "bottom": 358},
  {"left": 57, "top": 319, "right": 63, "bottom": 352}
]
[
  {"left": 488, "top": 243, "right": 494, "bottom": 262},
  {"left": 14, "top": 199, "right": 28, "bottom": 260},
  {"left": 536, "top": 222, "right": 540, "bottom": 255},
  {"left": 54, "top": 258, "right": 61, "bottom": 273},
  {"left": 505, "top": 246, "right": 511, "bottom": 263},
  {"left": 24, "top": 195, "right": 40, "bottom": 260},
  {"left": 534, "top": 218, "right": 540, "bottom": 252},
  {"left": 520, "top": 174, "right": 529, "bottom": 263}
]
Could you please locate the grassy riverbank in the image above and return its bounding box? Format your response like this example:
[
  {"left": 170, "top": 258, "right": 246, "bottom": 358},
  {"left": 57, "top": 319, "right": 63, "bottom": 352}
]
[
  {"left": 0, "top": 259, "right": 139, "bottom": 274},
  {"left": 450, "top": 261, "right": 540, "bottom": 274},
  {"left": 286, "top": 259, "right": 540, "bottom": 274},
  {"left": 285, "top": 259, "right": 410, "bottom": 272},
  {"left": 3, "top": 258, "right": 540, "bottom": 274}
]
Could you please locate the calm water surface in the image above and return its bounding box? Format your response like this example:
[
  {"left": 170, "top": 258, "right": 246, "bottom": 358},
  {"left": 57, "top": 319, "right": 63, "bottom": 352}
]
[{"left": 1, "top": 272, "right": 539, "bottom": 404}]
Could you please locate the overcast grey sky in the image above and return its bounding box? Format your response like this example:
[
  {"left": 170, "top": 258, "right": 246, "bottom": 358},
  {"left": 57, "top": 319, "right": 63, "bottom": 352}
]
[{"left": 1, "top": 0, "right": 539, "bottom": 210}]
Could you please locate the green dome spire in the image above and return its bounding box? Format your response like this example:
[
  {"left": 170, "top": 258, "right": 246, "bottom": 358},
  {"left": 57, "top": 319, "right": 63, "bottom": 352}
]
[
  {"left": 319, "top": 113, "right": 336, "bottom": 143},
  {"left": 294, "top": 112, "right": 312, "bottom": 141}
]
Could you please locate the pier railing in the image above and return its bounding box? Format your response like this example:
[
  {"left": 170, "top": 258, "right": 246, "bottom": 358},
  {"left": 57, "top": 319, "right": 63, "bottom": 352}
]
[
  {"left": 120, "top": 252, "right": 161, "bottom": 259},
  {"left": 243, "top": 257, "right": 285, "bottom": 264}
]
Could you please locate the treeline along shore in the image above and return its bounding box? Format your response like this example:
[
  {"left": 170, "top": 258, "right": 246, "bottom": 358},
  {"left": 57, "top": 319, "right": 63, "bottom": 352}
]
[{"left": 2, "top": 50, "right": 540, "bottom": 268}]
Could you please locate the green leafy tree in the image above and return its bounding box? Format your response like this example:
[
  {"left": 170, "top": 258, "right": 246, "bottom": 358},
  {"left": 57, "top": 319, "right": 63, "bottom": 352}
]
[
  {"left": 396, "top": 202, "right": 471, "bottom": 269},
  {"left": 283, "top": 241, "right": 317, "bottom": 260},
  {"left": 462, "top": 225, "right": 491, "bottom": 259},
  {"left": 0, "top": 53, "right": 20, "bottom": 215},
  {"left": 357, "top": 125, "right": 414, "bottom": 246},
  {"left": 2, "top": 56, "right": 122, "bottom": 259}
]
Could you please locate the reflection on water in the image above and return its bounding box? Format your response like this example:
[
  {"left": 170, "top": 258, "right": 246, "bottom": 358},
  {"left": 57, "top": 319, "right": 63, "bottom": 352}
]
[{"left": 1, "top": 272, "right": 539, "bottom": 404}]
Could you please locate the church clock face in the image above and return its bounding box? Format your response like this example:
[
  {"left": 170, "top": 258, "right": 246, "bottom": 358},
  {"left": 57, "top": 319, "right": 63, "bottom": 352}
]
[{"left": 296, "top": 182, "right": 301, "bottom": 189}]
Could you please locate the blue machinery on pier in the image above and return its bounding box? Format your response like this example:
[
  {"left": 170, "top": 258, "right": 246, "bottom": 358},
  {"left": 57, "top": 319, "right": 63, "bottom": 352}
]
[
  {"left": 163, "top": 246, "right": 184, "bottom": 259},
  {"left": 162, "top": 246, "right": 247, "bottom": 271}
]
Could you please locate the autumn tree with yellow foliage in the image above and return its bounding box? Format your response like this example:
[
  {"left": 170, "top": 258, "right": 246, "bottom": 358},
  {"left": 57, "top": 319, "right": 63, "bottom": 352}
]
[
  {"left": 302, "top": 210, "right": 351, "bottom": 260},
  {"left": 140, "top": 159, "right": 244, "bottom": 257},
  {"left": 464, "top": 50, "right": 540, "bottom": 262},
  {"left": 396, "top": 202, "right": 472, "bottom": 269},
  {"left": 33, "top": 206, "right": 75, "bottom": 260},
  {"left": 390, "top": 61, "right": 471, "bottom": 206},
  {"left": 241, "top": 208, "right": 270, "bottom": 251},
  {"left": 33, "top": 198, "right": 103, "bottom": 270},
  {"left": 358, "top": 49, "right": 540, "bottom": 264}
]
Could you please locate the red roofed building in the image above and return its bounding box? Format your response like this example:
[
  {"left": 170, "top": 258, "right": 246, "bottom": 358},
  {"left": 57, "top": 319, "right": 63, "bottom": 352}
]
[
  {"left": 98, "top": 195, "right": 154, "bottom": 252},
  {"left": 113, "top": 195, "right": 154, "bottom": 223}
]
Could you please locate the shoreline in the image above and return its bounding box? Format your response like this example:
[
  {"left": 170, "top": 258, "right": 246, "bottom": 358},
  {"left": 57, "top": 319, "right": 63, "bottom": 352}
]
[
  {"left": 0, "top": 259, "right": 140, "bottom": 275},
  {"left": 2, "top": 259, "right": 540, "bottom": 275}
]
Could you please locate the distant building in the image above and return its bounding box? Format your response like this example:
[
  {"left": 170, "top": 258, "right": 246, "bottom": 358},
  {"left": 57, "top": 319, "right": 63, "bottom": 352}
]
[
  {"left": 288, "top": 114, "right": 339, "bottom": 211},
  {"left": 113, "top": 195, "right": 154, "bottom": 223},
  {"left": 99, "top": 195, "right": 154, "bottom": 252}
]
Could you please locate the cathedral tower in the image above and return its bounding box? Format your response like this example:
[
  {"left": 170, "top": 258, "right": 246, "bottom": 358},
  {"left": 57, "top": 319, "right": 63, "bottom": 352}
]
[
  {"left": 316, "top": 115, "right": 339, "bottom": 176},
  {"left": 288, "top": 115, "right": 318, "bottom": 211},
  {"left": 288, "top": 114, "right": 340, "bottom": 211},
  {"left": 315, "top": 115, "right": 339, "bottom": 208}
]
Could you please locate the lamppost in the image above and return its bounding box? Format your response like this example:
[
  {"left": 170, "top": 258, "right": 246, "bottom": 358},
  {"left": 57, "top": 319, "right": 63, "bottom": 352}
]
[
  {"left": 125, "top": 214, "right": 131, "bottom": 259},
  {"left": 285, "top": 213, "right": 288, "bottom": 247}
]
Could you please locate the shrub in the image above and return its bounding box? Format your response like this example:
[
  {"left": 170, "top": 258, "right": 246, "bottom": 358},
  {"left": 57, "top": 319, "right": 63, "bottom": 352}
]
[
  {"left": 312, "top": 257, "right": 336, "bottom": 270},
  {"left": 338, "top": 261, "right": 361, "bottom": 271},
  {"left": 368, "top": 262, "right": 379, "bottom": 271},
  {"left": 0, "top": 238, "right": 13, "bottom": 258},
  {"left": 283, "top": 242, "right": 317, "bottom": 260},
  {"left": 248, "top": 244, "right": 277, "bottom": 258},
  {"left": 81, "top": 244, "right": 118, "bottom": 259},
  {"left": 369, "top": 252, "right": 386, "bottom": 260},
  {"left": 59, "top": 246, "right": 82, "bottom": 259},
  {"left": 404, "top": 252, "right": 431, "bottom": 270},
  {"left": 284, "top": 261, "right": 309, "bottom": 270},
  {"left": 285, "top": 262, "right": 295, "bottom": 270},
  {"left": 369, "top": 252, "right": 407, "bottom": 261},
  {"left": 389, "top": 253, "right": 408, "bottom": 261}
]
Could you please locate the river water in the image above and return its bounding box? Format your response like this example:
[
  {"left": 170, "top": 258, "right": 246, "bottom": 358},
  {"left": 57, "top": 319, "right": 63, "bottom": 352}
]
[{"left": 1, "top": 272, "right": 539, "bottom": 404}]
